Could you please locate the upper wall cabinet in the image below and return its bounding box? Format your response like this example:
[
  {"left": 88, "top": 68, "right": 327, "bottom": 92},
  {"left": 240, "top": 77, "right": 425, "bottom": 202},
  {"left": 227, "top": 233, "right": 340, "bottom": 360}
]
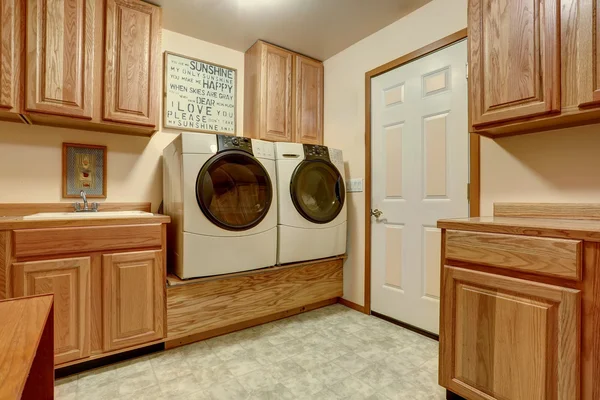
[
  {"left": 103, "top": 0, "right": 160, "bottom": 127},
  {"left": 11, "top": 0, "right": 161, "bottom": 136},
  {"left": 26, "top": 0, "right": 95, "bottom": 119},
  {"left": 469, "top": 0, "right": 560, "bottom": 126},
  {"left": 578, "top": 0, "right": 600, "bottom": 108},
  {"left": 244, "top": 41, "right": 324, "bottom": 145},
  {"left": 294, "top": 55, "right": 324, "bottom": 145},
  {"left": 0, "top": 0, "right": 24, "bottom": 123},
  {"left": 469, "top": 0, "right": 600, "bottom": 137}
]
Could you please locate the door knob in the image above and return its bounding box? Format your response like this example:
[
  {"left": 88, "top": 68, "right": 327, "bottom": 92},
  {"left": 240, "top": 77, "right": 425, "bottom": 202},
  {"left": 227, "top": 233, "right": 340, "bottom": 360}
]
[{"left": 371, "top": 209, "right": 383, "bottom": 218}]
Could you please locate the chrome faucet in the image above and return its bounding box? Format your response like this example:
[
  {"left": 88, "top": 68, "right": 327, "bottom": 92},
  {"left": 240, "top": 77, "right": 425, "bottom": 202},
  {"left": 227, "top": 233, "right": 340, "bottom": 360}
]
[
  {"left": 74, "top": 190, "right": 98, "bottom": 212},
  {"left": 80, "top": 190, "right": 88, "bottom": 210}
]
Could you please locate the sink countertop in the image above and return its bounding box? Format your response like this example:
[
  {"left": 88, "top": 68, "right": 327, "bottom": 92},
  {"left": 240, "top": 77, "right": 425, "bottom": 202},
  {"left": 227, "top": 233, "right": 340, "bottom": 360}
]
[
  {"left": 438, "top": 216, "right": 600, "bottom": 242},
  {"left": 0, "top": 213, "right": 170, "bottom": 230}
]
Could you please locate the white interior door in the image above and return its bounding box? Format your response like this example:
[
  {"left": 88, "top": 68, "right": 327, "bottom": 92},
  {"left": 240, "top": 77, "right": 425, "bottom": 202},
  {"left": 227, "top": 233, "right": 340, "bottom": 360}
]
[{"left": 370, "top": 40, "right": 468, "bottom": 334}]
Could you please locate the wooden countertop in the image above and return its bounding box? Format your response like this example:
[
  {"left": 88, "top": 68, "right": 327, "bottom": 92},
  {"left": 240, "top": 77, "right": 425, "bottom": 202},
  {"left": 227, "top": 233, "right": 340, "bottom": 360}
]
[
  {"left": 0, "top": 213, "right": 170, "bottom": 230},
  {"left": 438, "top": 216, "right": 600, "bottom": 242},
  {"left": 0, "top": 295, "right": 54, "bottom": 400}
]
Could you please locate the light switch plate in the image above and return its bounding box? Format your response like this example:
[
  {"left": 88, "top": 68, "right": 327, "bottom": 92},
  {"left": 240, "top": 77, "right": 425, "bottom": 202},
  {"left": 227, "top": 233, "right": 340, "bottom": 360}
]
[{"left": 347, "top": 178, "right": 363, "bottom": 193}]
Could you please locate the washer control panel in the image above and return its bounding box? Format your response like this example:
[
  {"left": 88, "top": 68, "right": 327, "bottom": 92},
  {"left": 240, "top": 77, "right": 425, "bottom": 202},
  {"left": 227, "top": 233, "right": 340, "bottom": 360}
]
[
  {"left": 303, "top": 144, "right": 331, "bottom": 162},
  {"left": 217, "top": 135, "right": 253, "bottom": 155}
]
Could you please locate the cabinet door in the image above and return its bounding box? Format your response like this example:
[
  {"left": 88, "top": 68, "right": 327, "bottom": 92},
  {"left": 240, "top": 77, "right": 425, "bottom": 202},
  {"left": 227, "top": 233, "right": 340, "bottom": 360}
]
[
  {"left": 469, "top": 0, "right": 560, "bottom": 127},
  {"left": 260, "top": 43, "right": 292, "bottom": 142},
  {"left": 294, "top": 55, "right": 323, "bottom": 145},
  {"left": 25, "top": 0, "right": 95, "bottom": 118},
  {"left": 440, "top": 266, "right": 579, "bottom": 400},
  {"left": 103, "top": 250, "right": 164, "bottom": 351},
  {"left": 0, "top": 0, "right": 23, "bottom": 114},
  {"left": 103, "top": 0, "right": 160, "bottom": 127},
  {"left": 578, "top": 0, "right": 600, "bottom": 108},
  {"left": 12, "top": 257, "right": 91, "bottom": 365}
]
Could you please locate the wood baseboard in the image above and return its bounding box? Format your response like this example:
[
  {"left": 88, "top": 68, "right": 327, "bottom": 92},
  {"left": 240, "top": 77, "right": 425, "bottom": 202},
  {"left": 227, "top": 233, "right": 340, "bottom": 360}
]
[
  {"left": 338, "top": 297, "right": 367, "bottom": 314},
  {"left": 165, "top": 298, "right": 338, "bottom": 349}
]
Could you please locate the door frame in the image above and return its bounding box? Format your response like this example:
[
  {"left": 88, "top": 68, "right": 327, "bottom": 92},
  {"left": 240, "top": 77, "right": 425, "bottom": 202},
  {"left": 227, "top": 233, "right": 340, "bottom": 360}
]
[{"left": 363, "top": 28, "right": 479, "bottom": 314}]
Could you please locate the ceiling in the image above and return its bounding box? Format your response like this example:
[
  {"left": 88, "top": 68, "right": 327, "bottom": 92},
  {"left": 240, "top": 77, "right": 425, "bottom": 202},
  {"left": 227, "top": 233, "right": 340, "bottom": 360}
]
[{"left": 153, "top": 0, "right": 432, "bottom": 61}]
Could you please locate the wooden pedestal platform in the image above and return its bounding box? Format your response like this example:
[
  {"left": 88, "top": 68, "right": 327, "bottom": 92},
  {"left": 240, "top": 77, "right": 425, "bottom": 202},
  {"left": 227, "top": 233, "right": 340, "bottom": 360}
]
[{"left": 165, "top": 256, "right": 344, "bottom": 348}]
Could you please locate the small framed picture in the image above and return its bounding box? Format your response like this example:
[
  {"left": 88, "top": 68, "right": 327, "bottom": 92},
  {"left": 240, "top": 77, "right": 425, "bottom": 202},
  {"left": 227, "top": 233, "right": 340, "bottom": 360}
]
[{"left": 62, "top": 143, "right": 107, "bottom": 198}]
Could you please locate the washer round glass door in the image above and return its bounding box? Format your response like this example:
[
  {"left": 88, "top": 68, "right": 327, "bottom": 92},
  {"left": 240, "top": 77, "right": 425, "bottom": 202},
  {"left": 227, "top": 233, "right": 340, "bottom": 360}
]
[
  {"left": 290, "top": 160, "right": 345, "bottom": 224},
  {"left": 196, "top": 150, "right": 272, "bottom": 231}
]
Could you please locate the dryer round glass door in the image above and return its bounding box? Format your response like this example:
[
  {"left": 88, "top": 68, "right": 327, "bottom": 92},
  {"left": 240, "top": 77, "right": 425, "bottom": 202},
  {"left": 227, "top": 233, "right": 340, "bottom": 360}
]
[
  {"left": 196, "top": 150, "right": 273, "bottom": 231},
  {"left": 290, "top": 160, "right": 345, "bottom": 224}
]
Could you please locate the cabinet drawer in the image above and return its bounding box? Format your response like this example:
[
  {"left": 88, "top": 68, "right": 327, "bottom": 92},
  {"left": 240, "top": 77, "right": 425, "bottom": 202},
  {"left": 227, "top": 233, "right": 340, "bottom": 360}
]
[
  {"left": 445, "top": 230, "right": 582, "bottom": 280},
  {"left": 13, "top": 225, "right": 162, "bottom": 258}
]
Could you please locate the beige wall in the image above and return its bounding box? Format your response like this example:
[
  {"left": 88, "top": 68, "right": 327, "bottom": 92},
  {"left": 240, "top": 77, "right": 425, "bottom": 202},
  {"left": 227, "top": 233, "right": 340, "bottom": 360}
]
[
  {"left": 323, "top": 0, "right": 468, "bottom": 306},
  {"left": 0, "top": 29, "right": 244, "bottom": 211},
  {"left": 480, "top": 125, "right": 600, "bottom": 215}
]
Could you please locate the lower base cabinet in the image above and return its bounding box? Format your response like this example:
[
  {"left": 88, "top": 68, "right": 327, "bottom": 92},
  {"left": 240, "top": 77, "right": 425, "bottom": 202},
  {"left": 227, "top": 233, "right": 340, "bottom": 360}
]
[
  {"left": 103, "top": 250, "right": 165, "bottom": 351},
  {"left": 440, "top": 266, "right": 580, "bottom": 400},
  {"left": 11, "top": 250, "right": 165, "bottom": 366},
  {"left": 12, "top": 257, "right": 91, "bottom": 365}
]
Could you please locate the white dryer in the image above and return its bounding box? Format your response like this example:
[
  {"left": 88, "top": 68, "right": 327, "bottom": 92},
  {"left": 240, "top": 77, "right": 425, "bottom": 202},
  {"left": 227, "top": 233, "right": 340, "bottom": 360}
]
[
  {"left": 275, "top": 143, "right": 347, "bottom": 264},
  {"left": 163, "top": 133, "right": 277, "bottom": 279}
]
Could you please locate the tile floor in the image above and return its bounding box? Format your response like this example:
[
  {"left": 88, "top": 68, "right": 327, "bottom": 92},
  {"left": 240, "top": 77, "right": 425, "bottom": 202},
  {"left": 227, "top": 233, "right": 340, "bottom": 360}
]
[{"left": 55, "top": 304, "right": 445, "bottom": 400}]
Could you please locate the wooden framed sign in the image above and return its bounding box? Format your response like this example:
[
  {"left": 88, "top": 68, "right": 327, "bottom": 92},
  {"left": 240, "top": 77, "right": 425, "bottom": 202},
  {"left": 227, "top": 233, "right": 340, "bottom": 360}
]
[{"left": 164, "top": 52, "right": 237, "bottom": 134}]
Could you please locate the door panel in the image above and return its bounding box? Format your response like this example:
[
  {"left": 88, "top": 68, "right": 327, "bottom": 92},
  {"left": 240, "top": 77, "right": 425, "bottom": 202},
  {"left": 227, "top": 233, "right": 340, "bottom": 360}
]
[
  {"left": 261, "top": 44, "right": 292, "bottom": 141},
  {"left": 12, "top": 257, "right": 91, "bottom": 365},
  {"left": 103, "top": 0, "right": 160, "bottom": 126},
  {"left": 469, "top": 0, "right": 560, "bottom": 126},
  {"left": 103, "top": 250, "right": 164, "bottom": 351},
  {"left": 370, "top": 40, "right": 469, "bottom": 334},
  {"left": 440, "top": 266, "right": 580, "bottom": 400},
  {"left": 294, "top": 55, "right": 323, "bottom": 144},
  {"left": 26, "top": 0, "right": 94, "bottom": 118}
]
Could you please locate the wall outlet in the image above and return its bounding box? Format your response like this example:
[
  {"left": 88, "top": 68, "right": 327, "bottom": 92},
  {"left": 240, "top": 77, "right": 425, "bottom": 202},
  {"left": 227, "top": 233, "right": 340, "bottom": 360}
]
[{"left": 347, "top": 178, "right": 364, "bottom": 193}]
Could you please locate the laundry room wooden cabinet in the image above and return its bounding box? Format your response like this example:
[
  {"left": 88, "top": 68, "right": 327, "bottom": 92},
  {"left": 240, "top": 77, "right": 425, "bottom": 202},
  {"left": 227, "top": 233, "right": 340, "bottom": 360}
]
[
  {"left": 19, "top": 0, "right": 161, "bottom": 135},
  {"left": 0, "top": 0, "right": 25, "bottom": 123},
  {"left": 103, "top": 0, "right": 161, "bottom": 127},
  {"left": 25, "top": 0, "right": 96, "bottom": 119},
  {"left": 103, "top": 250, "right": 165, "bottom": 351},
  {"left": 0, "top": 209, "right": 170, "bottom": 368},
  {"left": 468, "top": 0, "right": 600, "bottom": 137},
  {"left": 294, "top": 55, "right": 324, "bottom": 145},
  {"left": 244, "top": 40, "right": 324, "bottom": 144},
  {"left": 12, "top": 257, "right": 92, "bottom": 365},
  {"left": 437, "top": 203, "right": 600, "bottom": 400}
]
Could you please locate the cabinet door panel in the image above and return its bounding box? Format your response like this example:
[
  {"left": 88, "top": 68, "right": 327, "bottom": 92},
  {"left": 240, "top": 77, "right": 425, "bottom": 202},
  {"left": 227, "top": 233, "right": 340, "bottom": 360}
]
[
  {"left": 440, "top": 266, "right": 579, "bottom": 400},
  {"left": 103, "top": 250, "right": 164, "bottom": 351},
  {"left": 469, "top": 0, "right": 560, "bottom": 127},
  {"left": 578, "top": 0, "right": 600, "bottom": 108},
  {"left": 12, "top": 257, "right": 91, "bottom": 365},
  {"left": 103, "top": 0, "right": 160, "bottom": 127},
  {"left": 294, "top": 56, "right": 323, "bottom": 145},
  {"left": 261, "top": 44, "right": 292, "bottom": 141},
  {"left": 26, "top": 0, "right": 94, "bottom": 118},
  {"left": 0, "top": 0, "right": 22, "bottom": 113}
]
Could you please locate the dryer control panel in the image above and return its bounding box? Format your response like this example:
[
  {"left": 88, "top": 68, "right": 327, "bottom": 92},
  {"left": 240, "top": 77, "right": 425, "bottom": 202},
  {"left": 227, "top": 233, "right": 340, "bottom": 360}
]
[
  {"left": 303, "top": 144, "right": 331, "bottom": 162},
  {"left": 217, "top": 135, "right": 253, "bottom": 155}
]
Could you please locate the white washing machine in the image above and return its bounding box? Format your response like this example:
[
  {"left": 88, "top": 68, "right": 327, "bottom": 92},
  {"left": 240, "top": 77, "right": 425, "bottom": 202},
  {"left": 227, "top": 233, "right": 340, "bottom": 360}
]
[
  {"left": 275, "top": 142, "right": 347, "bottom": 264},
  {"left": 163, "top": 133, "right": 277, "bottom": 279}
]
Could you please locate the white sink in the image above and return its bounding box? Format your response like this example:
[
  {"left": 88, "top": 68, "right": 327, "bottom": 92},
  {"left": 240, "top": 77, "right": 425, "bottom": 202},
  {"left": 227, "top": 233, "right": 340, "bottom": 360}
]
[{"left": 23, "top": 211, "right": 153, "bottom": 220}]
